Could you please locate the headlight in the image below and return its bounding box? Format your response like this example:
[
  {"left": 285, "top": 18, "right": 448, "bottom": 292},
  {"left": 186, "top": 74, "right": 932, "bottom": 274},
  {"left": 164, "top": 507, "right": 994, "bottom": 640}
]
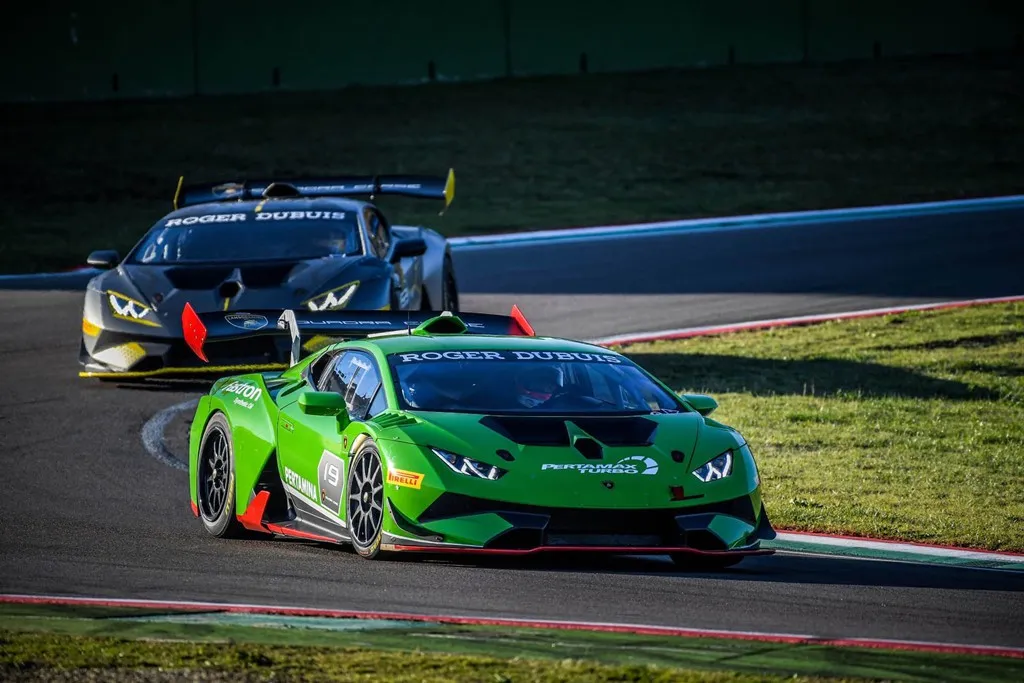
[
  {"left": 431, "top": 448, "right": 506, "bottom": 481},
  {"left": 692, "top": 450, "right": 733, "bottom": 482},
  {"left": 306, "top": 282, "right": 359, "bottom": 311},
  {"left": 107, "top": 291, "right": 159, "bottom": 327}
]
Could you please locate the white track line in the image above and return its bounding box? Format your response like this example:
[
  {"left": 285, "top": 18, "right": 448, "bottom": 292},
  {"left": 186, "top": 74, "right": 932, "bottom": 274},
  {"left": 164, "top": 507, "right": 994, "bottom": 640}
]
[{"left": 140, "top": 399, "right": 197, "bottom": 471}]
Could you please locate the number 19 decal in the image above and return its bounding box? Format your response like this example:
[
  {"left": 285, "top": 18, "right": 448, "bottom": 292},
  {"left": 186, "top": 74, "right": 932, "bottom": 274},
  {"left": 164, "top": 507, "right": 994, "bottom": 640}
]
[{"left": 318, "top": 450, "right": 346, "bottom": 517}]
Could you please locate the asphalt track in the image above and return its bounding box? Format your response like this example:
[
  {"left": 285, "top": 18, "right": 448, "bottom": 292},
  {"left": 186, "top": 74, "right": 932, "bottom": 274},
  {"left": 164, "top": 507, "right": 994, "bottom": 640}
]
[{"left": 1, "top": 206, "right": 1023, "bottom": 648}]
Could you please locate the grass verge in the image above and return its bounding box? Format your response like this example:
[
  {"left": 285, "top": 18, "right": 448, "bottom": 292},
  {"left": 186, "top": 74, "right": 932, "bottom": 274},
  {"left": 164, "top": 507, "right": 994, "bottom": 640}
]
[
  {"left": 0, "top": 55, "right": 1021, "bottom": 273},
  {"left": 619, "top": 302, "right": 1024, "bottom": 551},
  {"left": 1, "top": 603, "right": 1020, "bottom": 682}
]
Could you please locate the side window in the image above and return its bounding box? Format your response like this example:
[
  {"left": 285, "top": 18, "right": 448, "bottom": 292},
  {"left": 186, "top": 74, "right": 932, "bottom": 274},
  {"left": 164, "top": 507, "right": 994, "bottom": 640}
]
[
  {"left": 331, "top": 351, "right": 384, "bottom": 420},
  {"left": 365, "top": 209, "right": 391, "bottom": 260}
]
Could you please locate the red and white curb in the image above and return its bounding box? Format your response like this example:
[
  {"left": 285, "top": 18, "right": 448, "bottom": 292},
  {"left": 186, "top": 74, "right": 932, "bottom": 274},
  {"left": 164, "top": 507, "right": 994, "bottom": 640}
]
[
  {"left": 2, "top": 594, "right": 1022, "bottom": 659},
  {"left": 589, "top": 295, "right": 1024, "bottom": 347}
]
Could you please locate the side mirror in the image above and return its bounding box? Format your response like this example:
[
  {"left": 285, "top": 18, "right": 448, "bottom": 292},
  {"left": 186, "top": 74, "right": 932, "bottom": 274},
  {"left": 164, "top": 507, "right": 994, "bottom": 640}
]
[
  {"left": 87, "top": 249, "right": 120, "bottom": 269},
  {"left": 389, "top": 237, "right": 427, "bottom": 263},
  {"left": 299, "top": 391, "right": 348, "bottom": 419},
  {"left": 682, "top": 393, "right": 718, "bottom": 416}
]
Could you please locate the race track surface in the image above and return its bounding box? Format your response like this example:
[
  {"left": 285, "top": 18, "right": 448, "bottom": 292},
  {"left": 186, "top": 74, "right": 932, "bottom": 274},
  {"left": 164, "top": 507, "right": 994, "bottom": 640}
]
[{"left": 1, "top": 208, "right": 1023, "bottom": 647}]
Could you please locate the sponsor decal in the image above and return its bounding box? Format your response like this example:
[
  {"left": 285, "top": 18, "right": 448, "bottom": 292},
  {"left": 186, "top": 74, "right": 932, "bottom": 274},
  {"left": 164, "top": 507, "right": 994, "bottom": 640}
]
[
  {"left": 542, "top": 455, "right": 659, "bottom": 476},
  {"left": 317, "top": 450, "right": 346, "bottom": 516},
  {"left": 255, "top": 211, "right": 347, "bottom": 221},
  {"left": 395, "top": 350, "right": 623, "bottom": 364},
  {"left": 284, "top": 466, "right": 318, "bottom": 501},
  {"left": 386, "top": 468, "right": 424, "bottom": 490},
  {"left": 225, "top": 312, "right": 269, "bottom": 331},
  {"left": 165, "top": 213, "right": 247, "bottom": 227},
  {"left": 221, "top": 380, "right": 262, "bottom": 409}
]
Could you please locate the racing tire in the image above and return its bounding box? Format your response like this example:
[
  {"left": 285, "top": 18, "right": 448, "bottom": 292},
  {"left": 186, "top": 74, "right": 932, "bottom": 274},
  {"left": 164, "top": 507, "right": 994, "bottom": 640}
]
[
  {"left": 441, "top": 254, "right": 459, "bottom": 313},
  {"left": 196, "top": 413, "right": 245, "bottom": 539},
  {"left": 347, "top": 441, "right": 386, "bottom": 559},
  {"left": 669, "top": 553, "right": 744, "bottom": 571}
]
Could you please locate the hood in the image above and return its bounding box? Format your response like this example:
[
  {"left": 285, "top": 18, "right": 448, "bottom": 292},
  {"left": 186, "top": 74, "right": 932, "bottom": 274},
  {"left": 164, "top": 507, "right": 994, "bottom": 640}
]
[
  {"left": 387, "top": 410, "right": 745, "bottom": 508},
  {"left": 107, "top": 255, "right": 384, "bottom": 333}
]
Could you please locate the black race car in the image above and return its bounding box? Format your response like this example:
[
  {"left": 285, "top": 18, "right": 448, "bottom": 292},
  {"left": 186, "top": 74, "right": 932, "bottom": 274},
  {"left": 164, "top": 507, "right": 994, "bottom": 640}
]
[{"left": 80, "top": 171, "right": 460, "bottom": 379}]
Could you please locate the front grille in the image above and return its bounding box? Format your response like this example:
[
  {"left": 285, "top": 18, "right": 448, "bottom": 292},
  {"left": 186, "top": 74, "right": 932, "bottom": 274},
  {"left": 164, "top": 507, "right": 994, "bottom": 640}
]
[{"left": 418, "top": 492, "right": 757, "bottom": 550}]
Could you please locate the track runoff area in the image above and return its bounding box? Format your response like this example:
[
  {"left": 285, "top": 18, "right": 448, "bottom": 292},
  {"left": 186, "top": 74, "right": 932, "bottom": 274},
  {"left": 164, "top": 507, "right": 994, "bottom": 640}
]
[{"left": 2, "top": 195, "right": 1023, "bottom": 660}]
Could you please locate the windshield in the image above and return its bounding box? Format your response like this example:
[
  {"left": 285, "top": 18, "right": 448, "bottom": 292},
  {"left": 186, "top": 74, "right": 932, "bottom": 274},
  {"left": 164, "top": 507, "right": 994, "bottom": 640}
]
[
  {"left": 129, "top": 210, "right": 362, "bottom": 264},
  {"left": 388, "top": 350, "right": 682, "bottom": 415}
]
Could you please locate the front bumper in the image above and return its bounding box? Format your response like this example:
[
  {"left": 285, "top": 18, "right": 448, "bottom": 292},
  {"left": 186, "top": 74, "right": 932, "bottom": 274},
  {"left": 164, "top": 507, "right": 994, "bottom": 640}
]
[
  {"left": 79, "top": 328, "right": 290, "bottom": 379},
  {"left": 382, "top": 491, "right": 776, "bottom": 556}
]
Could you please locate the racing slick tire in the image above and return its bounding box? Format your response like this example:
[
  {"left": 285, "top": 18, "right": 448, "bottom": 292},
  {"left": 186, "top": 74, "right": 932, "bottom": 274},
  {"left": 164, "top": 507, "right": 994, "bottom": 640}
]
[
  {"left": 670, "top": 553, "right": 744, "bottom": 571},
  {"left": 441, "top": 254, "right": 459, "bottom": 312},
  {"left": 196, "top": 412, "right": 245, "bottom": 539},
  {"left": 348, "top": 440, "right": 386, "bottom": 559}
]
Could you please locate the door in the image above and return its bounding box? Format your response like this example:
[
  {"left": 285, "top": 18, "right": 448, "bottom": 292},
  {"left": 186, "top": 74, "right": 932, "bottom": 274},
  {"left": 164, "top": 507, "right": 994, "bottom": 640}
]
[{"left": 276, "top": 350, "right": 388, "bottom": 528}]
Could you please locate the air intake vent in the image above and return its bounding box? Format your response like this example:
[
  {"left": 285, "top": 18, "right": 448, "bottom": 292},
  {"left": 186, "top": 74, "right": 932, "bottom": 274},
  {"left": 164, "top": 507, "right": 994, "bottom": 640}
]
[
  {"left": 479, "top": 416, "right": 570, "bottom": 446},
  {"left": 573, "top": 437, "right": 603, "bottom": 460}
]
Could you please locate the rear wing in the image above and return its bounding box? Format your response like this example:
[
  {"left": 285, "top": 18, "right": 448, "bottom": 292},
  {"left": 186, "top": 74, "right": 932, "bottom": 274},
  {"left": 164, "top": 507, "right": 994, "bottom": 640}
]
[
  {"left": 173, "top": 169, "right": 455, "bottom": 212},
  {"left": 182, "top": 303, "right": 535, "bottom": 366}
]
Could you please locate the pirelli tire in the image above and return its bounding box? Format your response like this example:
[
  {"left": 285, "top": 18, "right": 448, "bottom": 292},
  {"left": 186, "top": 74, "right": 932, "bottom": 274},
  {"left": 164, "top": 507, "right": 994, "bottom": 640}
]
[
  {"left": 196, "top": 412, "right": 245, "bottom": 539},
  {"left": 441, "top": 254, "right": 459, "bottom": 312},
  {"left": 347, "top": 440, "right": 386, "bottom": 559}
]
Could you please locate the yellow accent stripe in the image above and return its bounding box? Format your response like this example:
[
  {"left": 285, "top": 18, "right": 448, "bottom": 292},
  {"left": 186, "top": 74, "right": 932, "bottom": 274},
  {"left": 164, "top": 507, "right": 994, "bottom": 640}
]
[
  {"left": 82, "top": 319, "right": 101, "bottom": 336},
  {"left": 79, "top": 363, "right": 286, "bottom": 380},
  {"left": 378, "top": 303, "right": 391, "bottom": 311},
  {"left": 223, "top": 298, "right": 230, "bottom": 311},
  {"left": 173, "top": 175, "right": 184, "bottom": 210},
  {"left": 254, "top": 198, "right": 268, "bottom": 213}
]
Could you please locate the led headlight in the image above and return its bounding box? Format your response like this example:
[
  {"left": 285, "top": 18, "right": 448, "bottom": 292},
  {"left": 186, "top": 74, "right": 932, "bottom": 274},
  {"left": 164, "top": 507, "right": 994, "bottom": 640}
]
[
  {"left": 306, "top": 282, "right": 359, "bottom": 311},
  {"left": 431, "top": 448, "right": 506, "bottom": 481},
  {"left": 692, "top": 450, "right": 733, "bottom": 482},
  {"left": 107, "top": 291, "right": 159, "bottom": 326}
]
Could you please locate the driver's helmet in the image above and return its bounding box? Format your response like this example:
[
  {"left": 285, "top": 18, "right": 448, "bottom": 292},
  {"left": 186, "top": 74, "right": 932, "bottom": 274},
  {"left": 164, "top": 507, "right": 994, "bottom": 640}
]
[
  {"left": 402, "top": 368, "right": 463, "bottom": 409},
  {"left": 515, "top": 364, "right": 563, "bottom": 408}
]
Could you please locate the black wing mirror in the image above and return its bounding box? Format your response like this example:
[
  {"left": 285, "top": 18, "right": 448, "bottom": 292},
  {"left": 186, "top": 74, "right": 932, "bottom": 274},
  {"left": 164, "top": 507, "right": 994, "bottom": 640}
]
[
  {"left": 86, "top": 250, "right": 120, "bottom": 269},
  {"left": 389, "top": 237, "right": 427, "bottom": 263}
]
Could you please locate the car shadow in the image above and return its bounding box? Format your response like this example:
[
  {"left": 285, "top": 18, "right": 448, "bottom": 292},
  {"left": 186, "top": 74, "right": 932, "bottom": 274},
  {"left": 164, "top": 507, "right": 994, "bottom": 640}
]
[
  {"left": 370, "top": 549, "right": 1024, "bottom": 593},
  {"left": 624, "top": 352, "right": 1000, "bottom": 401}
]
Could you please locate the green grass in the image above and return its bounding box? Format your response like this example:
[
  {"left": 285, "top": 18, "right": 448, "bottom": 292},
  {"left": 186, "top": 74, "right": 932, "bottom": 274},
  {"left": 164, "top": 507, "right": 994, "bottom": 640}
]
[
  {"left": 619, "top": 302, "right": 1024, "bottom": 551},
  {"left": 3, "top": 603, "right": 1021, "bottom": 682},
  {"left": 0, "top": 55, "right": 1021, "bottom": 273},
  {"left": 0, "top": 631, "right": 857, "bottom": 683}
]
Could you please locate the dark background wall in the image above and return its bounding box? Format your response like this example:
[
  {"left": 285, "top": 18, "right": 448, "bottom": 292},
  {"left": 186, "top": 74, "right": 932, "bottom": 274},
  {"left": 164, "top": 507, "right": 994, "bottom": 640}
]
[{"left": 4, "top": 0, "right": 1021, "bottom": 102}]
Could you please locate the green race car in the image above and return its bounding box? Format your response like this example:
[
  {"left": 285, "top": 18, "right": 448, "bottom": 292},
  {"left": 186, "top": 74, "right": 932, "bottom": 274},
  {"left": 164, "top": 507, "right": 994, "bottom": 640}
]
[{"left": 185, "top": 305, "right": 775, "bottom": 569}]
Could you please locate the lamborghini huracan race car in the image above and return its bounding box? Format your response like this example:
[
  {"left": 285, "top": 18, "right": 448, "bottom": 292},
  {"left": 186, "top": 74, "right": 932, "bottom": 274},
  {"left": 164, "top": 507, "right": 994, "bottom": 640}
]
[
  {"left": 185, "top": 304, "right": 776, "bottom": 569},
  {"left": 79, "top": 171, "right": 459, "bottom": 379}
]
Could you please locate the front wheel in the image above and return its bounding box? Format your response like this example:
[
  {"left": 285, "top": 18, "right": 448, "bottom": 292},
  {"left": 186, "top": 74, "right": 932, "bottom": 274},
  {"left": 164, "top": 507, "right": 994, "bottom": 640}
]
[
  {"left": 196, "top": 413, "right": 244, "bottom": 538},
  {"left": 347, "top": 441, "right": 386, "bottom": 559}
]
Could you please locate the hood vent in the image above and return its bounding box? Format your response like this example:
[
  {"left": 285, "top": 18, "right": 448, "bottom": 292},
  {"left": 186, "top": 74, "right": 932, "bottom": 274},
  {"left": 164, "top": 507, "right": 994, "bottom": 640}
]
[
  {"left": 569, "top": 417, "right": 658, "bottom": 446},
  {"left": 165, "top": 266, "right": 233, "bottom": 290},
  {"left": 478, "top": 416, "right": 570, "bottom": 447},
  {"left": 478, "top": 415, "right": 658, "bottom": 447},
  {"left": 573, "top": 437, "right": 603, "bottom": 460},
  {"left": 163, "top": 262, "right": 298, "bottom": 290}
]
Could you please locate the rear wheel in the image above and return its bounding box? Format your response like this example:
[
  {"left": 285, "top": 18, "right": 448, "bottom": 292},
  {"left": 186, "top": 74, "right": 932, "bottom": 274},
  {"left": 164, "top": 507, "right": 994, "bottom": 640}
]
[
  {"left": 348, "top": 441, "right": 386, "bottom": 559},
  {"left": 196, "top": 413, "right": 244, "bottom": 538},
  {"left": 670, "top": 553, "right": 744, "bottom": 571}
]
